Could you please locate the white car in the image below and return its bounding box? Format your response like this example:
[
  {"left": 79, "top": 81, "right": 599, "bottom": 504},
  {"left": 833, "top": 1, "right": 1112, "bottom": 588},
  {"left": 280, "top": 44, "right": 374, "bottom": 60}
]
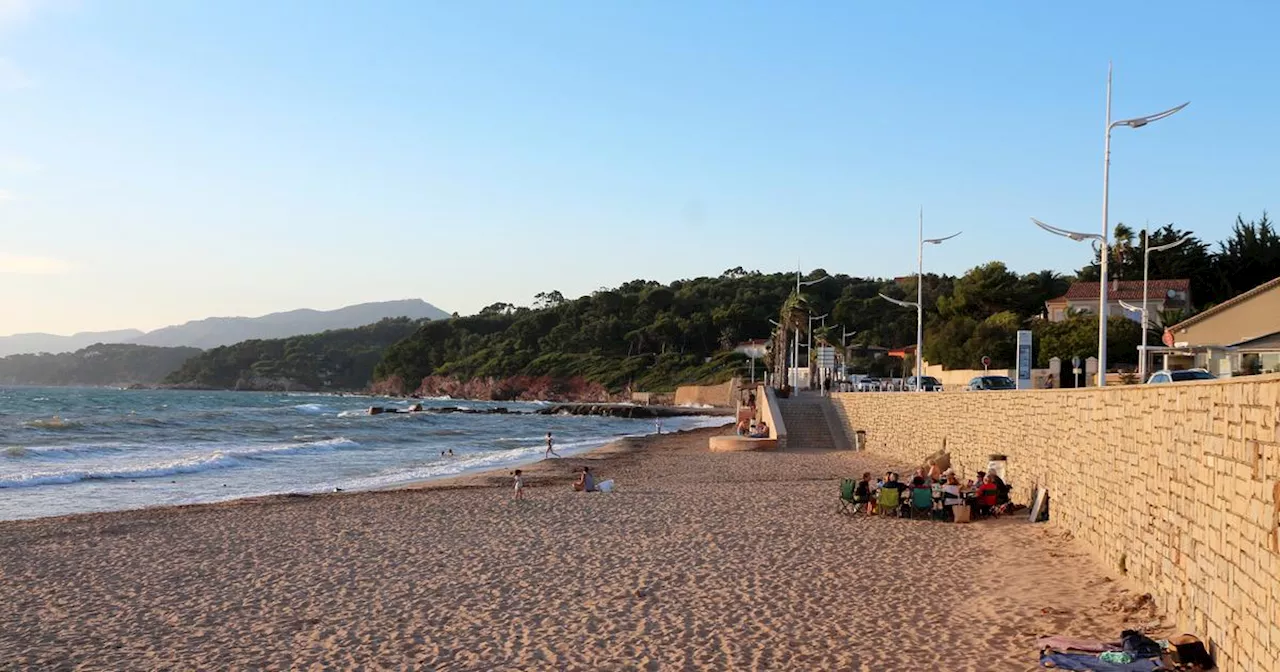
[{"left": 853, "top": 376, "right": 882, "bottom": 392}]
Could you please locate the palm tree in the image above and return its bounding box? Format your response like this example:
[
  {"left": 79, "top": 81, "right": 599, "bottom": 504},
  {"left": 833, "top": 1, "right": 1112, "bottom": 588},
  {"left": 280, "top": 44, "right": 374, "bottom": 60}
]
[
  {"left": 1112, "top": 223, "right": 1137, "bottom": 278},
  {"left": 771, "top": 291, "right": 811, "bottom": 390}
]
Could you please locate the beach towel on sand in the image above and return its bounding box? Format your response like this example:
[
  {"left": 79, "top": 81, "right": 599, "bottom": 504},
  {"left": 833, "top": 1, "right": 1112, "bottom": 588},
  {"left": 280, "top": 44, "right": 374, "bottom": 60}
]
[{"left": 1040, "top": 651, "right": 1162, "bottom": 671}]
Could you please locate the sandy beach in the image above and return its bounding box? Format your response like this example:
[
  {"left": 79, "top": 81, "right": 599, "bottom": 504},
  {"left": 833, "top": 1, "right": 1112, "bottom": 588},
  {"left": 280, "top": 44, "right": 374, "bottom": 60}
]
[{"left": 0, "top": 426, "right": 1167, "bottom": 671}]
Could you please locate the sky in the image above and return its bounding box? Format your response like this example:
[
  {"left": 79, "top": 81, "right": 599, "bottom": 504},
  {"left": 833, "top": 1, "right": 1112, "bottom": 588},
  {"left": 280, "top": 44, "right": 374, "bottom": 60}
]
[{"left": 1, "top": 1, "right": 1277, "bottom": 335}]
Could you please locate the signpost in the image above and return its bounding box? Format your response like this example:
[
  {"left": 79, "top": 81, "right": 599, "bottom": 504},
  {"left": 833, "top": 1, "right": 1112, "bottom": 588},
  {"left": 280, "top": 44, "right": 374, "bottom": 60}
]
[
  {"left": 981, "top": 355, "right": 991, "bottom": 373},
  {"left": 1016, "top": 330, "right": 1033, "bottom": 390},
  {"left": 1072, "top": 356, "right": 1082, "bottom": 388}
]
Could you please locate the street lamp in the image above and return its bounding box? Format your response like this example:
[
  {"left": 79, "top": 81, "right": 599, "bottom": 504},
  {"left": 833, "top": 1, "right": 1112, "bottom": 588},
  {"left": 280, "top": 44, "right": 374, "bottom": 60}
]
[
  {"left": 792, "top": 265, "right": 829, "bottom": 390},
  {"left": 878, "top": 208, "right": 960, "bottom": 392},
  {"left": 1136, "top": 228, "right": 1192, "bottom": 380},
  {"left": 807, "top": 312, "right": 829, "bottom": 390},
  {"left": 1093, "top": 63, "right": 1189, "bottom": 386}
]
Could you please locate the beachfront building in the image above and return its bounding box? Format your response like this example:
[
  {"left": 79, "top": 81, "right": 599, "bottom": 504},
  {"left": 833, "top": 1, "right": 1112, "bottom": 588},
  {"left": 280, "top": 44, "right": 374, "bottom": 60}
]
[
  {"left": 1044, "top": 279, "right": 1191, "bottom": 323},
  {"left": 1151, "top": 275, "right": 1280, "bottom": 377}
]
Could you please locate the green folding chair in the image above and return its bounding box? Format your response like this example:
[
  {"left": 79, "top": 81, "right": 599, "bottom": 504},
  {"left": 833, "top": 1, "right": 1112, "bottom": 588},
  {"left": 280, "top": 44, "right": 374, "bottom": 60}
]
[
  {"left": 876, "top": 486, "right": 900, "bottom": 517},
  {"left": 909, "top": 487, "right": 935, "bottom": 519},
  {"left": 837, "top": 479, "right": 857, "bottom": 514}
]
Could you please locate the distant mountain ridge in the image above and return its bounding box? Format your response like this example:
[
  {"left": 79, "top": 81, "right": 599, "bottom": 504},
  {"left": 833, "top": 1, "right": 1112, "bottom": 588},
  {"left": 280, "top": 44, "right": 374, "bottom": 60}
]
[
  {"left": 0, "top": 329, "right": 147, "bottom": 358},
  {"left": 0, "top": 299, "right": 449, "bottom": 356}
]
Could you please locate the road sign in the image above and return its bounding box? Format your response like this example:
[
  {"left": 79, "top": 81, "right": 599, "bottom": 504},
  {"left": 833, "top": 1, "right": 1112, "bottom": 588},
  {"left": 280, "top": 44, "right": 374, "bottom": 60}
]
[
  {"left": 815, "top": 346, "right": 836, "bottom": 368},
  {"left": 981, "top": 355, "right": 991, "bottom": 370},
  {"left": 1016, "top": 330, "right": 1033, "bottom": 390},
  {"left": 1072, "top": 356, "right": 1081, "bottom": 369}
]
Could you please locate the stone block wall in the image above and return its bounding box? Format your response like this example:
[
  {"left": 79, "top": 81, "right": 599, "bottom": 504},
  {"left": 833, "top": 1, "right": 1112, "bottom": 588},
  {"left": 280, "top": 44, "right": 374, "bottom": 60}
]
[
  {"left": 831, "top": 375, "right": 1280, "bottom": 672},
  {"left": 673, "top": 379, "right": 737, "bottom": 407}
]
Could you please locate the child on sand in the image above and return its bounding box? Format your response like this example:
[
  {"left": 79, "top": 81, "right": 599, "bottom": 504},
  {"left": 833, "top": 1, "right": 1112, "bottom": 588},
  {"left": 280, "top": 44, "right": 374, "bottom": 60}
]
[
  {"left": 513, "top": 469, "right": 524, "bottom": 500},
  {"left": 545, "top": 432, "right": 560, "bottom": 459}
]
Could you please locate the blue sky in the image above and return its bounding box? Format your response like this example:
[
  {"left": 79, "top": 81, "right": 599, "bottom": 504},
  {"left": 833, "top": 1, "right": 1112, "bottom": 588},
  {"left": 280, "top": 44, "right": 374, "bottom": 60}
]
[{"left": 1, "top": 1, "right": 1276, "bottom": 334}]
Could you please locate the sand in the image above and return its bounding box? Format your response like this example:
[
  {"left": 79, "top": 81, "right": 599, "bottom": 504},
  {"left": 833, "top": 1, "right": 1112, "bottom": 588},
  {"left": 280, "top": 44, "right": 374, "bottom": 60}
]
[{"left": 0, "top": 426, "right": 1167, "bottom": 671}]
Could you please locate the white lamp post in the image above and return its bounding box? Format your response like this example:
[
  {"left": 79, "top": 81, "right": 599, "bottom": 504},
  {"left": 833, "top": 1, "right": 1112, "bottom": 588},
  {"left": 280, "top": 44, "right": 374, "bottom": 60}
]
[
  {"left": 793, "top": 266, "right": 829, "bottom": 390},
  {"left": 1094, "top": 63, "right": 1189, "bottom": 387},
  {"left": 1137, "top": 229, "right": 1192, "bottom": 380},
  {"left": 879, "top": 208, "right": 959, "bottom": 392}
]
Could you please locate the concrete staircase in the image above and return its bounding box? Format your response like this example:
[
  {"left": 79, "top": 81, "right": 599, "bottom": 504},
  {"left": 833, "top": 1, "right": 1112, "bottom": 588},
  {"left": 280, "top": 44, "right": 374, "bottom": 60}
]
[{"left": 775, "top": 394, "right": 849, "bottom": 450}]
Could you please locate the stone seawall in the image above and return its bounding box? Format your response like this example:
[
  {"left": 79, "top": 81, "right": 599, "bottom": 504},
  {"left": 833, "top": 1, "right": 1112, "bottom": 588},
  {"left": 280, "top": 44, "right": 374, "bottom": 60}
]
[{"left": 831, "top": 376, "right": 1280, "bottom": 672}]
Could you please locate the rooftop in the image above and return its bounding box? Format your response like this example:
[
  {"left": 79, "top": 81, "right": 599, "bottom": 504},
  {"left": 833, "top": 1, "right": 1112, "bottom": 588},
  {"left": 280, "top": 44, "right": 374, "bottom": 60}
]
[{"left": 1049, "top": 279, "right": 1190, "bottom": 302}]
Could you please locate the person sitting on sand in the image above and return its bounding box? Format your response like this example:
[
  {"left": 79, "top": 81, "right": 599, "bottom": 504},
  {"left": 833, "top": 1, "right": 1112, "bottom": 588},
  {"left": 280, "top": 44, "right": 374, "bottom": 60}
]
[
  {"left": 854, "top": 472, "right": 874, "bottom": 513},
  {"left": 975, "top": 473, "right": 999, "bottom": 515},
  {"left": 574, "top": 466, "right": 596, "bottom": 492},
  {"left": 736, "top": 417, "right": 751, "bottom": 435},
  {"left": 941, "top": 474, "right": 964, "bottom": 519},
  {"left": 748, "top": 421, "right": 769, "bottom": 438}
]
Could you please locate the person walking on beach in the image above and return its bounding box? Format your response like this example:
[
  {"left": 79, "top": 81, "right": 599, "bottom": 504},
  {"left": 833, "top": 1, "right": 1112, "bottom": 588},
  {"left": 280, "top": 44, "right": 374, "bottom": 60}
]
[
  {"left": 544, "top": 432, "right": 560, "bottom": 459},
  {"left": 512, "top": 469, "right": 525, "bottom": 500}
]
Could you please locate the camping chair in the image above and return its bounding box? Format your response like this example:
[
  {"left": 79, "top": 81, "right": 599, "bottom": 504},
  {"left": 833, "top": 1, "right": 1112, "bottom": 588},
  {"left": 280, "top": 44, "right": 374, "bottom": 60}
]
[
  {"left": 909, "top": 487, "right": 934, "bottom": 519},
  {"left": 876, "top": 486, "right": 900, "bottom": 517},
  {"left": 837, "top": 479, "right": 857, "bottom": 515}
]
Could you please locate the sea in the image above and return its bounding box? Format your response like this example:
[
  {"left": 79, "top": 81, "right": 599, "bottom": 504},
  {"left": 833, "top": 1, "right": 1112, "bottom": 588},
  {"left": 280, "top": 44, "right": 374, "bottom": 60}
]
[{"left": 0, "top": 387, "right": 729, "bottom": 521}]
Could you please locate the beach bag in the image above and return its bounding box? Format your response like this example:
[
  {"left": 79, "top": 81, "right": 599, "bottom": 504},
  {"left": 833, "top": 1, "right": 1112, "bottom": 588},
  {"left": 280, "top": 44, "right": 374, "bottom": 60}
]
[
  {"left": 952, "top": 504, "right": 971, "bottom": 524},
  {"left": 597, "top": 479, "right": 615, "bottom": 493}
]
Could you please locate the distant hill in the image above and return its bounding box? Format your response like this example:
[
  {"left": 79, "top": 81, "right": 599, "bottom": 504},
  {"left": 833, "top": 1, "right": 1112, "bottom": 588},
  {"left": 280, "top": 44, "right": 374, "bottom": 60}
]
[
  {"left": 0, "top": 299, "right": 449, "bottom": 356},
  {"left": 0, "top": 330, "right": 146, "bottom": 358},
  {"left": 0, "top": 344, "right": 203, "bottom": 386},
  {"left": 132, "top": 299, "right": 450, "bottom": 349},
  {"left": 163, "top": 317, "right": 426, "bottom": 391}
]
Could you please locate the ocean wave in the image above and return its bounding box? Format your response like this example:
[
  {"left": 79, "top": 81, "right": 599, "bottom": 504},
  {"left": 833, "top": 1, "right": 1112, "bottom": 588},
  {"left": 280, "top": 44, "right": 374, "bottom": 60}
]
[
  {"left": 0, "top": 437, "right": 363, "bottom": 489},
  {"left": 0, "top": 452, "right": 246, "bottom": 488},
  {"left": 293, "top": 403, "right": 330, "bottom": 415},
  {"left": 23, "top": 417, "right": 83, "bottom": 430},
  {"left": 2, "top": 442, "right": 133, "bottom": 459}
]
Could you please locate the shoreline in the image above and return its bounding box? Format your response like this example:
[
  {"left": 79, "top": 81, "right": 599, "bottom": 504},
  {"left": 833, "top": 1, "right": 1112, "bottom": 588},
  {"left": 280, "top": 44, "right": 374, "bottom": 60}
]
[{"left": 0, "top": 424, "right": 733, "bottom": 527}]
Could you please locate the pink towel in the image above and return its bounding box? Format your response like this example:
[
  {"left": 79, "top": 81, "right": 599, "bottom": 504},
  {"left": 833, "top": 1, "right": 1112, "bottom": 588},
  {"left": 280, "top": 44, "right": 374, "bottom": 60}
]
[{"left": 1035, "top": 636, "right": 1121, "bottom": 653}]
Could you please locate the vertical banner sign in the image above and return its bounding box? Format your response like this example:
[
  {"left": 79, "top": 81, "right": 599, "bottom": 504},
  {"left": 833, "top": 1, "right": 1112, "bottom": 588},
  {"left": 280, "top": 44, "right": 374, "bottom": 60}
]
[{"left": 1016, "top": 330, "right": 1033, "bottom": 390}]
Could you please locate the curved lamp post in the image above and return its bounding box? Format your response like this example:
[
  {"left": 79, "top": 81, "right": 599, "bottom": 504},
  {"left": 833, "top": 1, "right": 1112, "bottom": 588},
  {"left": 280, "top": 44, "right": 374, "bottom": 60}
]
[
  {"left": 1136, "top": 230, "right": 1192, "bottom": 380},
  {"left": 881, "top": 208, "right": 960, "bottom": 392},
  {"left": 1093, "top": 63, "right": 1189, "bottom": 386},
  {"left": 791, "top": 266, "right": 829, "bottom": 390}
]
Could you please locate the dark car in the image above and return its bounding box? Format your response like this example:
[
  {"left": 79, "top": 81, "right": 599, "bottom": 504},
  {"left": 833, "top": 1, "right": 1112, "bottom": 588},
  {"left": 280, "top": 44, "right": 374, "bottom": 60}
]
[
  {"left": 1147, "top": 369, "right": 1217, "bottom": 384},
  {"left": 905, "top": 375, "right": 943, "bottom": 391},
  {"left": 967, "top": 375, "right": 1016, "bottom": 391}
]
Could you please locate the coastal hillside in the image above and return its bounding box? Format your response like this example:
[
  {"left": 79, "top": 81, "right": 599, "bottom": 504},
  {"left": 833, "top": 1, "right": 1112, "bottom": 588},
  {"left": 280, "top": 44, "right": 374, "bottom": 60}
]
[
  {"left": 131, "top": 299, "right": 450, "bottom": 349},
  {"left": 0, "top": 344, "right": 203, "bottom": 386},
  {"left": 371, "top": 271, "right": 927, "bottom": 397},
  {"left": 163, "top": 317, "right": 425, "bottom": 391}
]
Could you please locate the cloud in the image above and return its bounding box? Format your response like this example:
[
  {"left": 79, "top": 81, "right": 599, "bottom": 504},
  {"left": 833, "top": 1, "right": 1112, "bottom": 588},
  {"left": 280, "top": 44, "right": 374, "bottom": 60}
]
[
  {"left": 0, "top": 254, "right": 73, "bottom": 275},
  {"left": 0, "top": 57, "right": 30, "bottom": 89}
]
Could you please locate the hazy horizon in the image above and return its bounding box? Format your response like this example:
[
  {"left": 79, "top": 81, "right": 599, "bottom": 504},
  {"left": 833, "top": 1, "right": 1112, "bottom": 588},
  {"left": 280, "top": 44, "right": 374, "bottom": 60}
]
[{"left": 4, "top": 1, "right": 1276, "bottom": 334}]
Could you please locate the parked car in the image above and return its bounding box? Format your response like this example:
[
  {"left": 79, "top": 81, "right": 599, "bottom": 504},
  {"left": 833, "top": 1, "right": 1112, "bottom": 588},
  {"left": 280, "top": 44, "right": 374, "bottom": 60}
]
[
  {"left": 853, "top": 376, "right": 882, "bottom": 392},
  {"left": 1146, "top": 368, "right": 1217, "bottom": 384},
  {"left": 905, "top": 375, "right": 943, "bottom": 392},
  {"left": 966, "top": 375, "right": 1017, "bottom": 391}
]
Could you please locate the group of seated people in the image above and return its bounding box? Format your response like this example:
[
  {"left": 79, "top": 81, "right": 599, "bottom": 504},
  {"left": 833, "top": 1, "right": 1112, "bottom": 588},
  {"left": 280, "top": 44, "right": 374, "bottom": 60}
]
[
  {"left": 850, "top": 467, "right": 1011, "bottom": 520},
  {"left": 734, "top": 418, "right": 770, "bottom": 438}
]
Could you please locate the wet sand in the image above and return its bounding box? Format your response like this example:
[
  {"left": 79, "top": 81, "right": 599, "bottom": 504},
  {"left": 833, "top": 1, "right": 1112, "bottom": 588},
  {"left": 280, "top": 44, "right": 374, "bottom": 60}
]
[{"left": 0, "top": 426, "right": 1166, "bottom": 670}]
